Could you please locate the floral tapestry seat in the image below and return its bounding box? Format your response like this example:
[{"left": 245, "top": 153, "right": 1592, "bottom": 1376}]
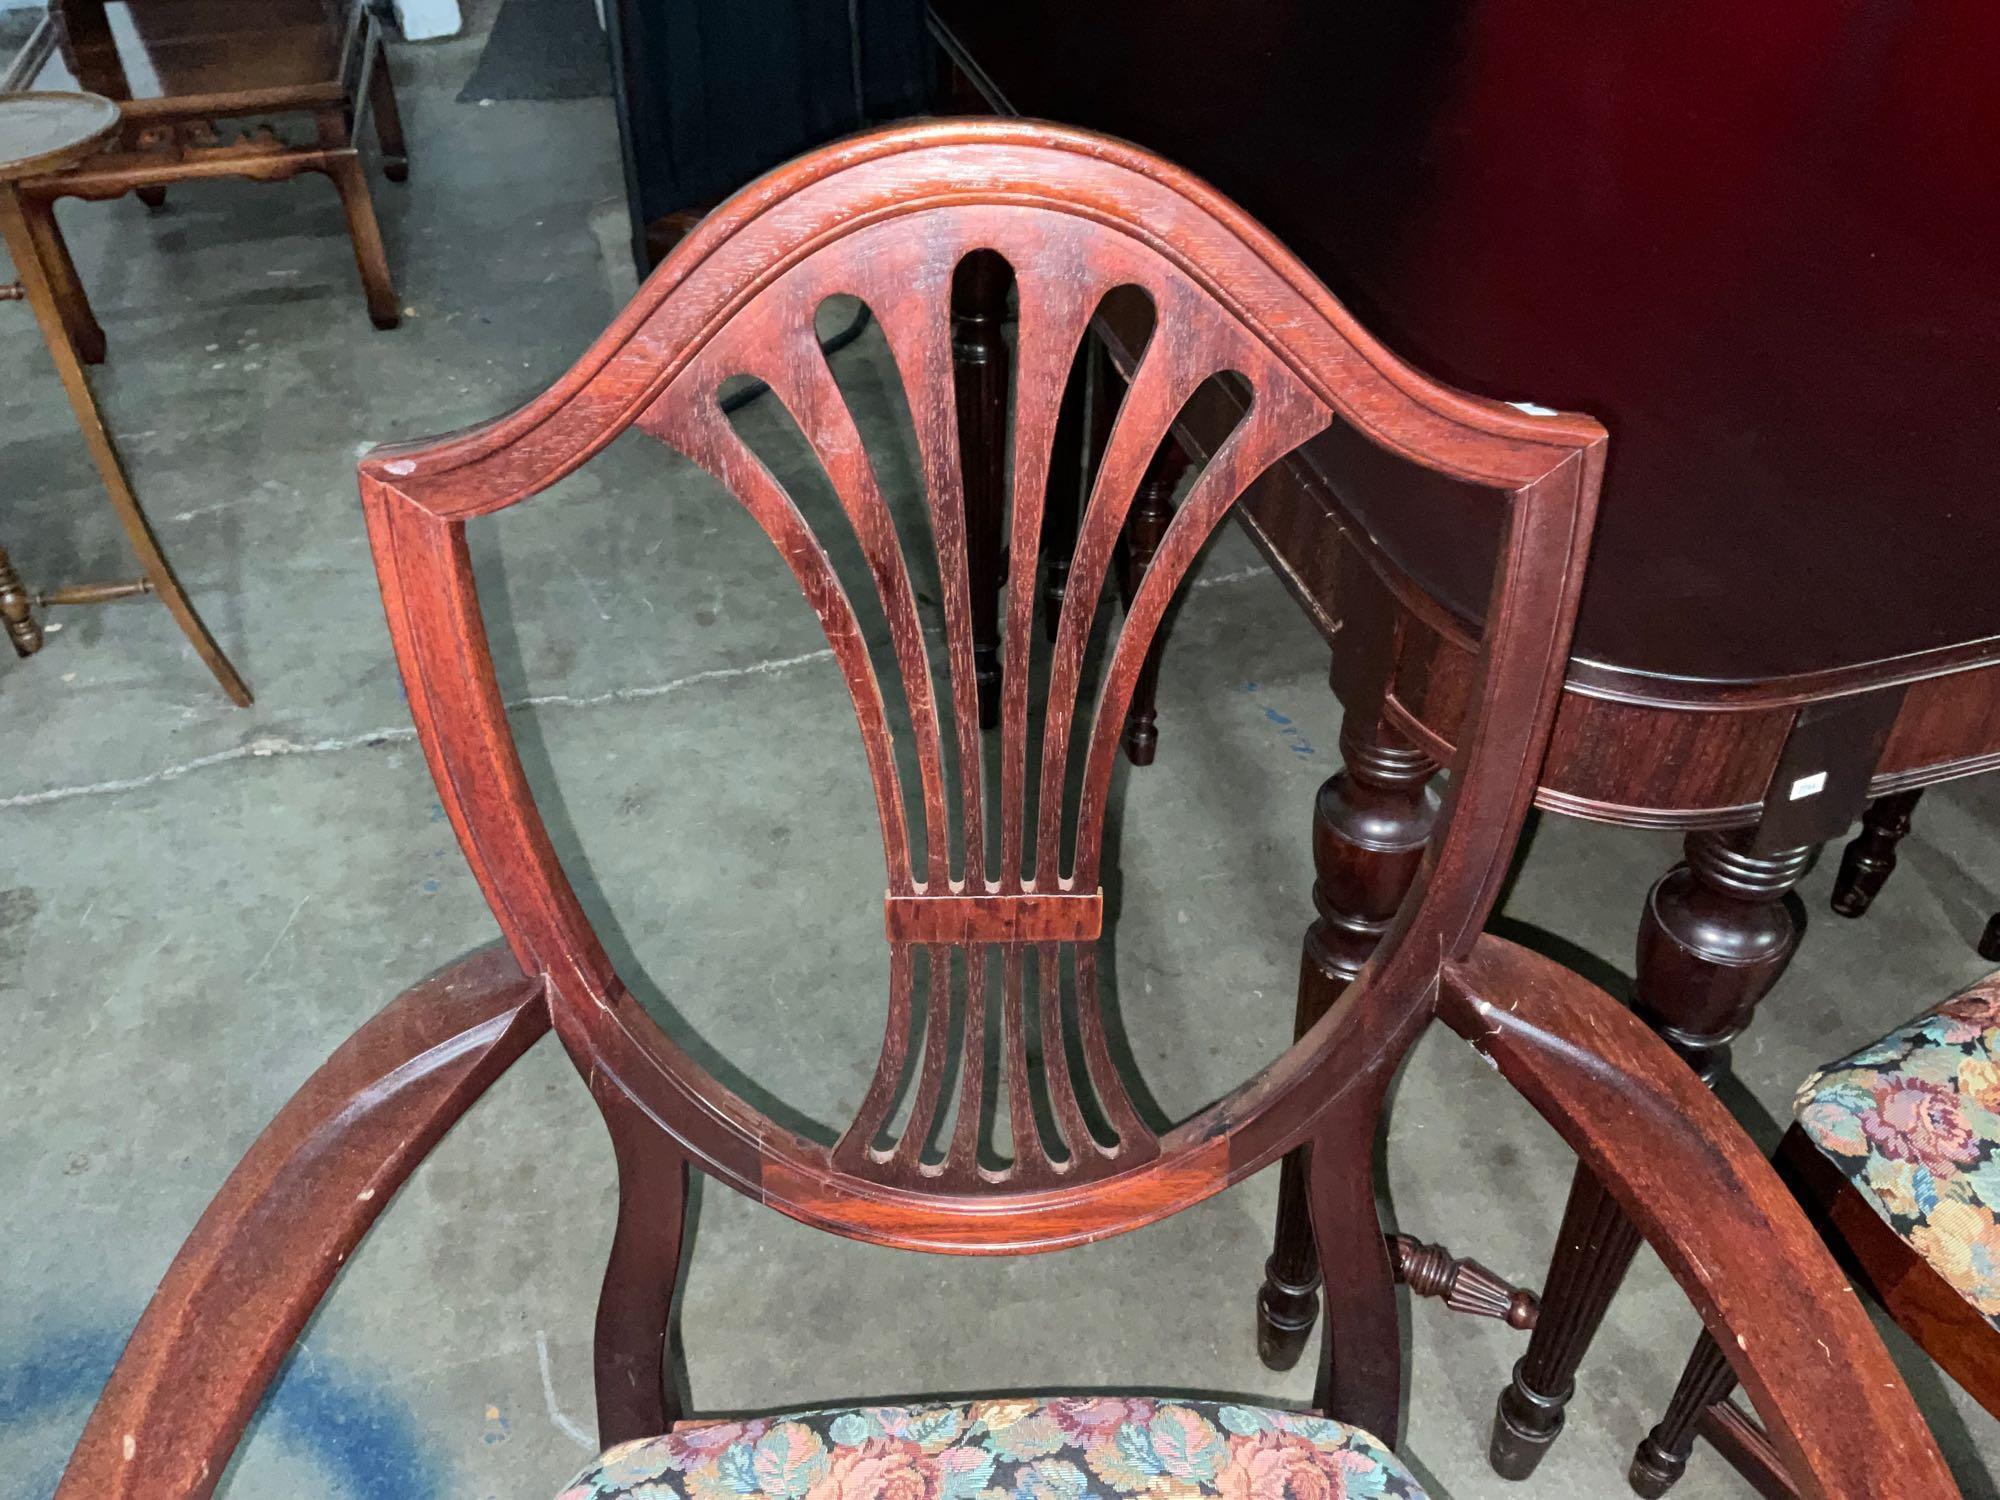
[
  {"left": 558, "top": 1396, "right": 1430, "bottom": 1500},
  {"left": 1795, "top": 970, "right": 2000, "bottom": 1328}
]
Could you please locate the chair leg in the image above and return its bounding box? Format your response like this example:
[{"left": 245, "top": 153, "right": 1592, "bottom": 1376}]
[
  {"left": 1630, "top": 1331, "right": 1740, "bottom": 1496},
  {"left": 1306, "top": 1087, "right": 1402, "bottom": 1446},
  {"left": 952, "top": 248, "right": 1011, "bottom": 729},
  {"left": 1491, "top": 828, "right": 1812, "bottom": 1478},
  {"left": 593, "top": 1094, "right": 690, "bottom": 1449},
  {"left": 1116, "top": 437, "right": 1187, "bottom": 765},
  {"left": 1259, "top": 710, "right": 1441, "bottom": 1369},
  {"left": 369, "top": 36, "right": 411, "bottom": 182},
  {"left": 325, "top": 151, "right": 401, "bottom": 330},
  {"left": 17, "top": 191, "right": 107, "bottom": 364},
  {"left": 1831, "top": 789, "right": 1921, "bottom": 918}
]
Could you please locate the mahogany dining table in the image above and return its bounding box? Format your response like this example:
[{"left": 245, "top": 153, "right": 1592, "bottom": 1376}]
[{"left": 928, "top": 0, "right": 2000, "bottom": 1479}]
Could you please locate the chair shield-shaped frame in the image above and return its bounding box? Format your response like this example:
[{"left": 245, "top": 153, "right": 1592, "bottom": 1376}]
[{"left": 358, "top": 119, "right": 1606, "bottom": 1255}]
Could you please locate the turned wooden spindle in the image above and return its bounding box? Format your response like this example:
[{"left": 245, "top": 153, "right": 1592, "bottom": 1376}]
[
  {"left": 0, "top": 543, "right": 43, "bottom": 656},
  {"left": 1388, "top": 1233, "right": 1539, "bottom": 1329}
]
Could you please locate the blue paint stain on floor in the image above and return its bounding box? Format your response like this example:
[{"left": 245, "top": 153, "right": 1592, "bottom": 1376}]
[
  {"left": 0, "top": 1320, "right": 443, "bottom": 1500},
  {"left": 1239, "top": 681, "right": 1316, "bottom": 757}
]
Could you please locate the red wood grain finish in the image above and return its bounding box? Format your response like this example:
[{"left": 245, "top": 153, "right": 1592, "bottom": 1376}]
[
  {"left": 54, "top": 120, "right": 1953, "bottom": 1500},
  {"left": 883, "top": 890, "right": 1102, "bottom": 943},
  {"left": 54, "top": 947, "right": 547, "bottom": 1500}
]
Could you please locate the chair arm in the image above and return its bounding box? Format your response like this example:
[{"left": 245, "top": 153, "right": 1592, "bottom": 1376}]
[
  {"left": 57, "top": 945, "right": 549, "bottom": 1500},
  {"left": 1439, "top": 934, "right": 1953, "bottom": 1500}
]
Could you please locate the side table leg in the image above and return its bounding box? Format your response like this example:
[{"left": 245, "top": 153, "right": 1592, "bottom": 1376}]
[
  {"left": 17, "top": 191, "right": 106, "bottom": 364},
  {"left": 0, "top": 181, "right": 251, "bottom": 706},
  {"left": 1489, "top": 828, "right": 1811, "bottom": 1477},
  {"left": 369, "top": 36, "right": 412, "bottom": 182},
  {"left": 1257, "top": 709, "right": 1440, "bottom": 1369}
]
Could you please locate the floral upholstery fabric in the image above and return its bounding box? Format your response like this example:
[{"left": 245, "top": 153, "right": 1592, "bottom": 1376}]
[
  {"left": 557, "top": 1396, "right": 1427, "bottom": 1500},
  {"left": 1795, "top": 971, "right": 2000, "bottom": 1326}
]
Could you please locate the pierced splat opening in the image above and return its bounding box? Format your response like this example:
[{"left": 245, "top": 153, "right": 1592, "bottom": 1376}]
[
  {"left": 1036, "top": 361, "right": 1252, "bottom": 884},
  {"left": 842, "top": 935, "right": 1150, "bottom": 1185},
  {"left": 818, "top": 288, "right": 982, "bottom": 892},
  {"left": 717, "top": 301, "right": 965, "bottom": 888}
]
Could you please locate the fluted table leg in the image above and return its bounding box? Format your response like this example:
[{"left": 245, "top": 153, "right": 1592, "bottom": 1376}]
[{"left": 1490, "top": 828, "right": 1812, "bottom": 1477}]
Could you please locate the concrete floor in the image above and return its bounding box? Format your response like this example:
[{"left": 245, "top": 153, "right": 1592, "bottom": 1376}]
[{"left": 6, "top": 12, "right": 2000, "bottom": 1499}]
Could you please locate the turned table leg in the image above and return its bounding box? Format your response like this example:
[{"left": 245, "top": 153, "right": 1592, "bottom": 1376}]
[
  {"left": 1257, "top": 709, "right": 1441, "bottom": 1369},
  {"left": 1489, "top": 828, "right": 1812, "bottom": 1478},
  {"left": 951, "top": 248, "right": 1012, "bottom": 728},
  {"left": 1117, "top": 437, "right": 1189, "bottom": 765},
  {"left": 1831, "top": 789, "right": 1921, "bottom": 918}
]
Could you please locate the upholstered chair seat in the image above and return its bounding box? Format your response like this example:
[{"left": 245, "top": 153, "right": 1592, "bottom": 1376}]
[
  {"left": 558, "top": 1397, "right": 1427, "bottom": 1500},
  {"left": 1795, "top": 971, "right": 2000, "bottom": 1327}
]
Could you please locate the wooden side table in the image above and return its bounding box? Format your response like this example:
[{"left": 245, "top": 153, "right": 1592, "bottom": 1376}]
[
  {"left": 1, "top": 89, "right": 249, "bottom": 701},
  {"left": 6, "top": 0, "right": 405, "bottom": 351}
]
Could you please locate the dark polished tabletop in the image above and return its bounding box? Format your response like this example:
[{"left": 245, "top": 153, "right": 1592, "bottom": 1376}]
[
  {"left": 932, "top": 0, "right": 2000, "bottom": 690},
  {"left": 31, "top": 1, "right": 345, "bottom": 101}
]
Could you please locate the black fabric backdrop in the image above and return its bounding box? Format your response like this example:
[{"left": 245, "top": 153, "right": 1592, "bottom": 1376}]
[{"left": 606, "top": 0, "right": 931, "bottom": 268}]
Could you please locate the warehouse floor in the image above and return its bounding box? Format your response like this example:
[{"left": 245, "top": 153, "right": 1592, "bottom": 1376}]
[{"left": 4, "top": 8, "right": 1998, "bottom": 1497}]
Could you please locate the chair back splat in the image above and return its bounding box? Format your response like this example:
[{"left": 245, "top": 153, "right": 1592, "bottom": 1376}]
[{"left": 359, "top": 121, "right": 1604, "bottom": 1255}]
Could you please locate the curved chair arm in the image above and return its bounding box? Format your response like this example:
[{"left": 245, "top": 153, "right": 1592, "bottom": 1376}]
[
  {"left": 57, "top": 946, "right": 549, "bottom": 1500},
  {"left": 1440, "top": 935, "right": 1954, "bottom": 1500}
]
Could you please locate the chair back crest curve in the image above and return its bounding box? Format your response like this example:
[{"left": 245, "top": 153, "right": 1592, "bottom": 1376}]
[{"left": 359, "top": 119, "right": 1606, "bottom": 1253}]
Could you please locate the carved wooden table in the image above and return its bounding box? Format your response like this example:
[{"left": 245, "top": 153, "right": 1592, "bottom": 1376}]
[
  {"left": 0, "top": 89, "right": 248, "bottom": 700},
  {"left": 5, "top": 0, "right": 405, "bottom": 348},
  {"left": 930, "top": 0, "right": 2000, "bottom": 1478}
]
